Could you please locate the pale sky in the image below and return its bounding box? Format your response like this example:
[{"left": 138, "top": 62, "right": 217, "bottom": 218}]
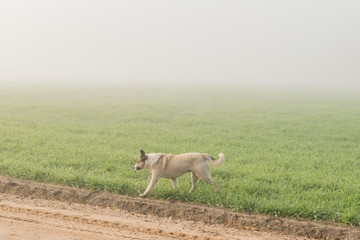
[{"left": 0, "top": 0, "right": 359, "bottom": 87}]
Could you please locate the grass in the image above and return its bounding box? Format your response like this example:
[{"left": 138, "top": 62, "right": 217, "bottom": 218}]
[{"left": 1, "top": 84, "right": 360, "bottom": 225}]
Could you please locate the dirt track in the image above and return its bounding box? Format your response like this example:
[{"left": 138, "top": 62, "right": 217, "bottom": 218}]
[
  {"left": 0, "top": 192, "right": 294, "bottom": 240},
  {"left": 0, "top": 175, "right": 359, "bottom": 240}
]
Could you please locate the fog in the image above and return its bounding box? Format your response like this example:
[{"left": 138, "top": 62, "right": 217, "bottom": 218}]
[{"left": 1, "top": 1, "right": 359, "bottom": 88}]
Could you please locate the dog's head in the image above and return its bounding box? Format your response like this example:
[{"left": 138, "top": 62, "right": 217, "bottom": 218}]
[{"left": 134, "top": 150, "right": 147, "bottom": 170}]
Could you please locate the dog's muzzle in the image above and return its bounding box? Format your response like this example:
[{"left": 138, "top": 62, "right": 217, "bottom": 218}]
[{"left": 134, "top": 166, "right": 141, "bottom": 170}]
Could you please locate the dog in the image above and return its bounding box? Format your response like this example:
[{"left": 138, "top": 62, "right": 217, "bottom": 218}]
[{"left": 134, "top": 150, "right": 225, "bottom": 197}]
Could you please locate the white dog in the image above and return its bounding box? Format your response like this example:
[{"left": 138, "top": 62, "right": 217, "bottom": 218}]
[{"left": 134, "top": 150, "right": 225, "bottom": 197}]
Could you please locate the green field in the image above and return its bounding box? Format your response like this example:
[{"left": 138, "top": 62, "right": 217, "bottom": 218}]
[{"left": 1, "top": 85, "right": 360, "bottom": 225}]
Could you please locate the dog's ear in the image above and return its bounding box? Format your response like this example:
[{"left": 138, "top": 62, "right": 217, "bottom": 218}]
[{"left": 140, "top": 150, "right": 147, "bottom": 160}]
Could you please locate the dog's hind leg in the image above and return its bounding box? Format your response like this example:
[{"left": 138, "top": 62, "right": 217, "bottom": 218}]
[
  {"left": 190, "top": 172, "right": 199, "bottom": 192},
  {"left": 194, "top": 164, "right": 218, "bottom": 192},
  {"left": 171, "top": 178, "right": 178, "bottom": 189},
  {"left": 202, "top": 177, "right": 219, "bottom": 192},
  {"left": 140, "top": 175, "right": 159, "bottom": 197}
]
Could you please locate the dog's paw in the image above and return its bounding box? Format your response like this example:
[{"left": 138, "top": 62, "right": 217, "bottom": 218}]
[{"left": 139, "top": 193, "right": 146, "bottom": 197}]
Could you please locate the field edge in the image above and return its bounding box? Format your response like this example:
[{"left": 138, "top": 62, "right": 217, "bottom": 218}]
[{"left": 0, "top": 174, "right": 359, "bottom": 239}]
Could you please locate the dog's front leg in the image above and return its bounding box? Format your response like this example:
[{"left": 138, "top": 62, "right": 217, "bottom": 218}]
[
  {"left": 171, "top": 178, "right": 178, "bottom": 189},
  {"left": 140, "top": 174, "right": 159, "bottom": 197}
]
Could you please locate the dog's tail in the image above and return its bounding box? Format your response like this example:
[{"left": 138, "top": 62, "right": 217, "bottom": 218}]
[{"left": 208, "top": 153, "right": 225, "bottom": 167}]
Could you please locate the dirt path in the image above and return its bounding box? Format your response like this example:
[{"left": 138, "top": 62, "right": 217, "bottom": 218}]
[
  {"left": 0, "top": 192, "right": 297, "bottom": 240},
  {"left": 0, "top": 175, "right": 359, "bottom": 239}
]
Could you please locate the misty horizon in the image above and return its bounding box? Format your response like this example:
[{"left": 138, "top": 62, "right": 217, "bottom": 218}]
[{"left": 1, "top": 1, "right": 359, "bottom": 88}]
